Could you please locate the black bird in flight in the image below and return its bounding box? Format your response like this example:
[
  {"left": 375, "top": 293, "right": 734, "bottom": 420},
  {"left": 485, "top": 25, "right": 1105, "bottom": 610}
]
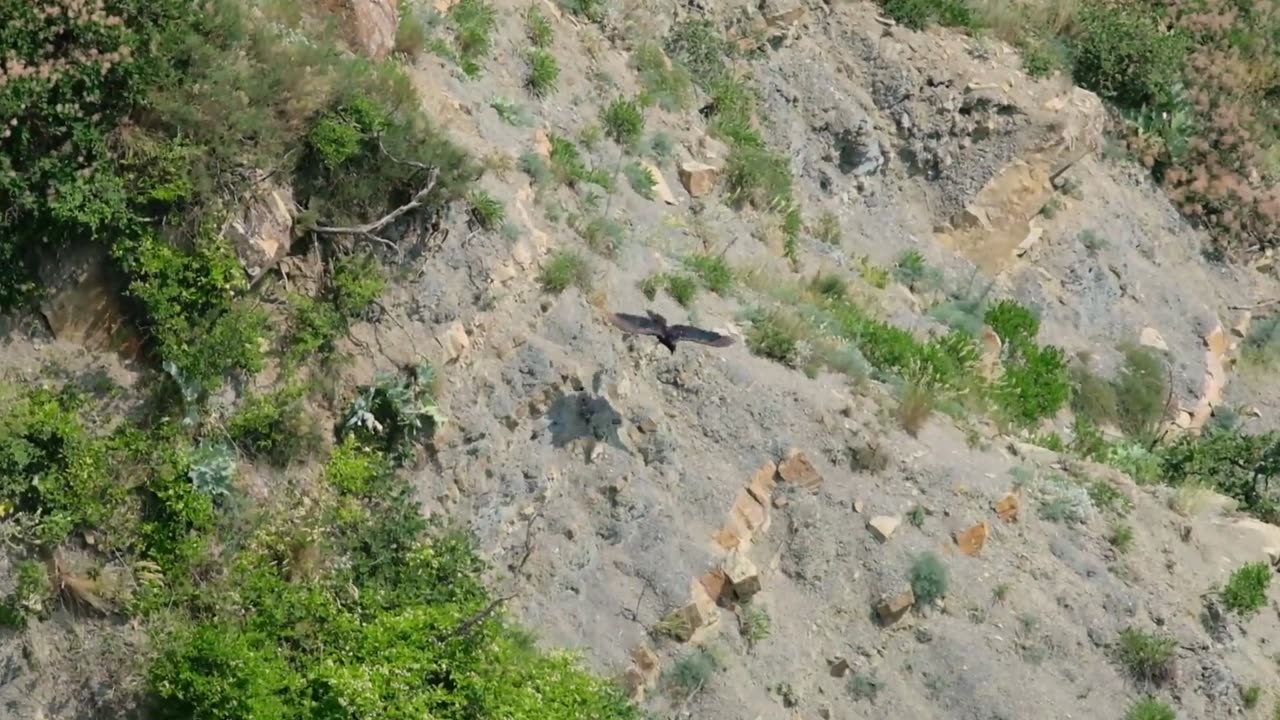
[{"left": 609, "top": 311, "right": 734, "bottom": 354}]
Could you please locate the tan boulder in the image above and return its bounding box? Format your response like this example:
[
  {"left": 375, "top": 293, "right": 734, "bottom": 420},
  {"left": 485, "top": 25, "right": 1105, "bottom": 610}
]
[
  {"left": 953, "top": 521, "right": 990, "bottom": 556},
  {"left": 867, "top": 515, "right": 901, "bottom": 542},
  {"left": 722, "top": 548, "right": 762, "bottom": 601},
  {"left": 224, "top": 180, "right": 295, "bottom": 280},
  {"left": 640, "top": 161, "right": 678, "bottom": 205},
  {"left": 876, "top": 588, "right": 915, "bottom": 625},
  {"left": 436, "top": 321, "right": 470, "bottom": 364},
  {"left": 1139, "top": 327, "right": 1169, "bottom": 352},
  {"left": 747, "top": 461, "right": 778, "bottom": 505},
  {"left": 777, "top": 449, "right": 823, "bottom": 491},
  {"left": 713, "top": 490, "right": 770, "bottom": 551},
  {"left": 994, "top": 492, "right": 1019, "bottom": 522},
  {"left": 349, "top": 0, "right": 399, "bottom": 60},
  {"left": 678, "top": 161, "right": 720, "bottom": 198},
  {"left": 38, "top": 244, "right": 142, "bottom": 359}
]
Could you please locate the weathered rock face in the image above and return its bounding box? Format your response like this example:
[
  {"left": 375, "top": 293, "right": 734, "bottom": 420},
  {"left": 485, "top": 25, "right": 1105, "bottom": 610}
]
[
  {"left": 349, "top": 0, "right": 399, "bottom": 60},
  {"left": 929, "top": 85, "right": 1107, "bottom": 275},
  {"left": 224, "top": 181, "right": 296, "bottom": 281},
  {"left": 38, "top": 244, "right": 142, "bottom": 359}
]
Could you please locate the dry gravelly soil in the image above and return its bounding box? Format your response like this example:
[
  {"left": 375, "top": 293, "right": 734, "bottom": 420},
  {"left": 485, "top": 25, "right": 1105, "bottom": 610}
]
[{"left": 4, "top": 0, "right": 1280, "bottom": 718}]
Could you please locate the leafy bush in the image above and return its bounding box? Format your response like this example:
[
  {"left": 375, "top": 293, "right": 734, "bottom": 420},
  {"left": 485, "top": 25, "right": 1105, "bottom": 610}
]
[
  {"left": 1115, "top": 627, "right": 1177, "bottom": 686},
  {"left": 995, "top": 343, "right": 1070, "bottom": 426},
  {"left": 1221, "top": 561, "right": 1271, "bottom": 615},
  {"left": 1070, "top": 361, "right": 1119, "bottom": 426},
  {"left": 984, "top": 299, "right": 1039, "bottom": 347},
  {"left": 1162, "top": 429, "right": 1280, "bottom": 520},
  {"left": 1071, "top": 5, "right": 1189, "bottom": 110},
  {"left": 893, "top": 249, "right": 928, "bottom": 287},
  {"left": 0, "top": 388, "right": 115, "bottom": 548},
  {"left": 1104, "top": 442, "right": 1163, "bottom": 485},
  {"left": 664, "top": 20, "right": 733, "bottom": 86},
  {"left": 114, "top": 232, "right": 267, "bottom": 391},
  {"left": 879, "top": 0, "right": 976, "bottom": 30},
  {"left": 910, "top": 551, "right": 949, "bottom": 605}
]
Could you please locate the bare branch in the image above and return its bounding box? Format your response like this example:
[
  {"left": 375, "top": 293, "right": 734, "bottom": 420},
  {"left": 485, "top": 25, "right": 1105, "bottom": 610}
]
[
  {"left": 441, "top": 593, "right": 517, "bottom": 643},
  {"left": 307, "top": 167, "right": 441, "bottom": 256}
]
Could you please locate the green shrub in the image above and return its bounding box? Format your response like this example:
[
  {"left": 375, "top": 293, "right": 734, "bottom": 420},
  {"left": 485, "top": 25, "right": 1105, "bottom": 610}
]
[
  {"left": 468, "top": 190, "right": 506, "bottom": 230},
  {"left": 811, "top": 273, "right": 848, "bottom": 301},
  {"left": 1104, "top": 442, "right": 1164, "bottom": 485},
  {"left": 540, "top": 251, "right": 591, "bottom": 293},
  {"left": 664, "top": 20, "right": 733, "bottom": 86},
  {"left": 602, "top": 98, "right": 645, "bottom": 148},
  {"left": 1115, "top": 627, "right": 1177, "bottom": 685},
  {"left": 724, "top": 145, "right": 794, "bottom": 211},
  {"left": 149, "top": 624, "right": 294, "bottom": 720},
  {"left": 226, "top": 387, "right": 319, "bottom": 467},
  {"left": 631, "top": 43, "right": 693, "bottom": 111},
  {"left": 563, "top": 0, "right": 606, "bottom": 22},
  {"left": 114, "top": 231, "right": 267, "bottom": 391},
  {"left": 1222, "top": 561, "right": 1271, "bottom": 615},
  {"left": 1070, "top": 362, "right": 1119, "bottom": 426},
  {"left": 1125, "top": 697, "right": 1176, "bottom": 720},
  {"left": 524, "top": 6, "right": 554, "bottom": 48},
  {"left": 1114, "top": 344, "right": 1168, "bottom": 439},
  {"left": 1071, "top": 4, "right": 1189, "bottom": 110},
  {"left": 448, "top": 0, "right": 497, "bottom": 77},
  {"left": 1110, "top": 521, "right": 1135, "bottom": 553},
  {"left": 893, "top": 249, "right": 928, "bottom": 286},
  {"left": 878, "top": 0, "right": 976, "bottom": 30},
  {"left": 814, "top": 212, "right": 842, "bottom": 244},
  {"left": 684, "top": 254, "right": 735, "bottom": 295},
  {"left": 0, "top": 388, "right": 118, "bottom": 548},
  {"left": 666, "top": 275, "right": 699, "bottom": 308},
  {"left": 747, "top": 311, "right": 801, "bottom": 364},
  {"left": 847, "top": 670, "right": 884, "bottom": 701},
  {"left": 910, "top": 551, "right": 949, "bottom": 605},
  {"left": 525, "top": 49, "right": 560, "bottom": 97},
  {"left": 491, "top": 97, "right": 534, "bottom": 126},
  {"left": 1242, "top": 315, "right": 1280, "bottom": 368},
  {"left": 623, "top": 162, "right": 657, "bottom": 200},
  {"left": 1162, "top": 429, "right": 1280, "bottom": 520},
  {"left": 665, "top": 648, "right": 719, "bottom": 694},
  {"left": 323, "top": 437, "right": 389, "bottom": 496}
]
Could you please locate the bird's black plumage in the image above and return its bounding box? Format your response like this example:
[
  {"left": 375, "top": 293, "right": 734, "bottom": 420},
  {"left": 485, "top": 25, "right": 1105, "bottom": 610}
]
[{"left": 609, "top": 311, "right": 734, "bottom": 353}]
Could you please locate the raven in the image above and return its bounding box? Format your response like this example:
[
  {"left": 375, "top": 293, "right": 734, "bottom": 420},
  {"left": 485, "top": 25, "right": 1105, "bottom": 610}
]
[{"left": 609, "top": 311, "right": 734, "bottom": 353}]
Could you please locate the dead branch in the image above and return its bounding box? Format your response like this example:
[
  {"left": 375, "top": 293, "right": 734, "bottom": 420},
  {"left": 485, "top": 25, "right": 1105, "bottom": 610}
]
[
  {"left": 1228, "top": 298, "right": 1280, "bottom": 311},
  {"left": 308, "top": 167, "right": 440, "bottom": 257},
  {"left": 441, "top": 593, "right": 517, "bottom": 643}
]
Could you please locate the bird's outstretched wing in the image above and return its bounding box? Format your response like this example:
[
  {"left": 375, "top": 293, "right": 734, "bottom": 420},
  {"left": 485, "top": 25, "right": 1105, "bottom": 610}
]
[
  {"left": 610, "top": 312, "right": 664, "bottom": 337},
  {"left": 670, "top": 324, "right": 734, "bottom": 347}
]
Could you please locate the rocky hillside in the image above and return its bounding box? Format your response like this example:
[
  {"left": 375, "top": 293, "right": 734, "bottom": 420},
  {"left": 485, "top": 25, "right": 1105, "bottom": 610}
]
[{"left": 2, "top": 0, "right": 1280, "bottom": 719}]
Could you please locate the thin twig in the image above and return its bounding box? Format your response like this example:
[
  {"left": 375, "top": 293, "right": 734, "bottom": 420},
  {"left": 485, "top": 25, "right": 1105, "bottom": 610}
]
[
  {"left": 675, "top": 679, "right": 706, "bottom": 717},
  {"left": 1228, "top": 298, "right": 1280, "bottom": 311}
]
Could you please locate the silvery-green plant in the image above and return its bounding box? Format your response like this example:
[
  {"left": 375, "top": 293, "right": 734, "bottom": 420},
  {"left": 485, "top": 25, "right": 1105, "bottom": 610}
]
[
  {"left": 163, "top": 360, "right": 203, "bottom": 429},
  {"left": 342, "top": 361, "right": 446, "bottom": 459},
  {"left": 1037, "top": 474, "right": 1094, "bottom": 525},
  {"left": 188, "top": 440, "right": 236, "bottom": 498}
]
